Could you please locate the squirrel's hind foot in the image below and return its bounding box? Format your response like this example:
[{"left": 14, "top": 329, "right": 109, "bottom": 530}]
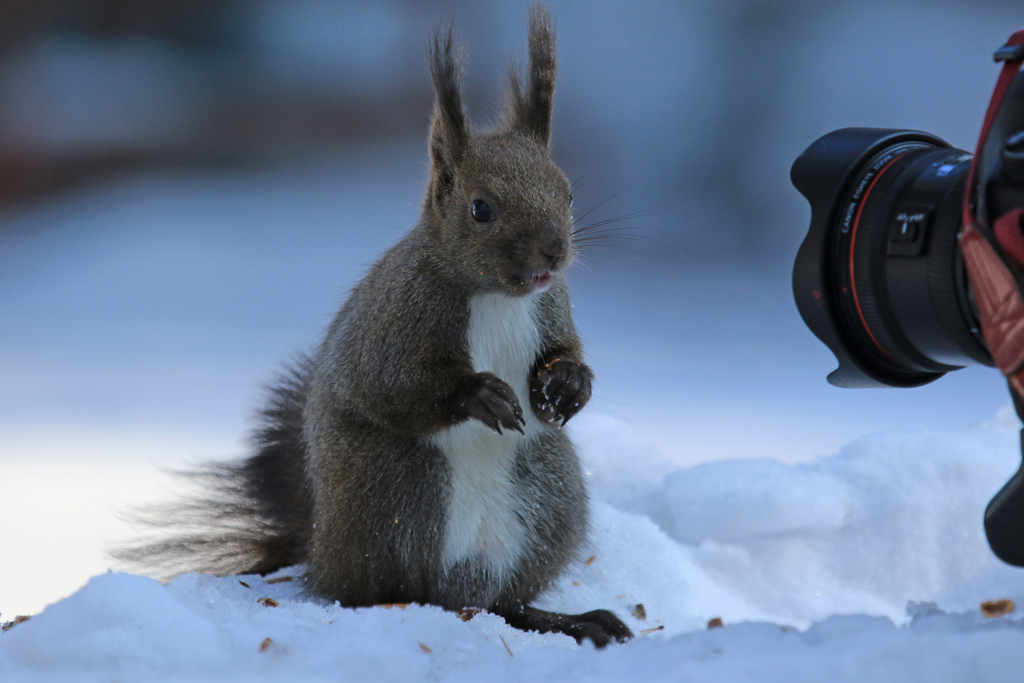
[{"left": 498, "top": 604, "right": 633, "bottom": 648}]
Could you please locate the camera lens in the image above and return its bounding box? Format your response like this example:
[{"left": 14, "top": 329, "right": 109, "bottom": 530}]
[{"left": 792, "top": 128, "right": 992, "bottom": 388}]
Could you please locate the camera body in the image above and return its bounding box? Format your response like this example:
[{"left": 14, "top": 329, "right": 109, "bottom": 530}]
[{"left": 791, "top": 39, "right": 1024, "bottom": 565}]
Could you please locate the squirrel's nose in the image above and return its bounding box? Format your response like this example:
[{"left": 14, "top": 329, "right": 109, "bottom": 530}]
[{"left": 540, "top": 239, "right": 567, "bottom": 263}]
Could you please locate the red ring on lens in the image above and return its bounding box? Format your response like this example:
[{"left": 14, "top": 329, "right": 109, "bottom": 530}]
[{"left": 847, "top": 151, "right": 913, "bottom": 362}]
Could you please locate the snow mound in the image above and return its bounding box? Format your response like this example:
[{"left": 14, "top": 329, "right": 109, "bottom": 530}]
[{"left": 633, "top": 420, "right": 1024, "bottom": 625}]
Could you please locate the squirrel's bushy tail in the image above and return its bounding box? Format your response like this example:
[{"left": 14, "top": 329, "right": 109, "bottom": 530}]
[{"left": 114, "top": 357, "right": 314, "bottom": 580}]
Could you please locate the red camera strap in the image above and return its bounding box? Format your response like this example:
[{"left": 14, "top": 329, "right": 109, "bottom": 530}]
[{"left": 959, "top": 30, "right": 1024, "bottom": 397}]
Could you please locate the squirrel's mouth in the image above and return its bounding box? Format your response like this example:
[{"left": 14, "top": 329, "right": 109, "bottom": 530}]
[
  {"left": 530, "top": 270, "right": 553, "bottom": 290},
  {"left": 504, "top": 269, "right": 557, "bottom": 296}
]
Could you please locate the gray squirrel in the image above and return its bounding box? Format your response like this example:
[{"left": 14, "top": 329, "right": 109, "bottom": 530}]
[{"left": 121, "top": 5, "right": 632, "bottom": 648}]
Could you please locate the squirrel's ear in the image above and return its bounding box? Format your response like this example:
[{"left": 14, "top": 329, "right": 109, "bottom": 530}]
[
  {"left": 428, "top": 23, "right": 470, "bottom": 207},
  {"left": 505, "top": 5, "right": 557, "bottom": 147}
]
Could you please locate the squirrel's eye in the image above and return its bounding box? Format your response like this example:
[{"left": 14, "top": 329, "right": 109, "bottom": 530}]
[
  {"left": 569, "top": 193, "right": 574, "bottom": 207},
  {"left": 471, "top": 199, "right": 495, "bottom": 222}
]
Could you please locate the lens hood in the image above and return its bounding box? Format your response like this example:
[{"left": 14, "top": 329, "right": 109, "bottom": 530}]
[{"left": 791, "top": 127, "right": 986, "bottom": 388}]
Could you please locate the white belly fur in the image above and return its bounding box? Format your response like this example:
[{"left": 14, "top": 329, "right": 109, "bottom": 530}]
[{"left": 429, "top": 291, "right": 545, "bottom": 581}]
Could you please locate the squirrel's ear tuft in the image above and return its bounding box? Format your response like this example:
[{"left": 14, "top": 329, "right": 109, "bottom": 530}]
[
  {"left": 428, "top": 22, "right": 470, "bottom": 207},
  {"left": 505, "top": 4, "right": 557, "bottom": 147}
]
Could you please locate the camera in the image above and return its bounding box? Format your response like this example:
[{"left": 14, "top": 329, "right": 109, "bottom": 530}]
[{"left": 791, "top": 35, "right": 1024, "bottom": 565}]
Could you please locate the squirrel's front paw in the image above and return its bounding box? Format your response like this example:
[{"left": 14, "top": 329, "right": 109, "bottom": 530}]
[
  {"left": 530, "top": 358, "right": 593, "bottom": 427},
  {"left": 453, "top": 372, "right": 526, "bottom": 435}
]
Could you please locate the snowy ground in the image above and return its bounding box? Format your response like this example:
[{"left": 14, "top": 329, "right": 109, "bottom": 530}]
[
  {"left": 1, "top": 155, "right": 1023, "bottom": 679},
  {"left": 3, "top": 410, "right": 1024, "bottom": 681}
]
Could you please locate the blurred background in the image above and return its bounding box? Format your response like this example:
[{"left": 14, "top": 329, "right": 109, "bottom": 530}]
[{"left": 1, "top": 0, "right": 1022, "bottom": 618}]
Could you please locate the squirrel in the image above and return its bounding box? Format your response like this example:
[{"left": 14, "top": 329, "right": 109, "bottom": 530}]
[{"left": 119, "top": 5, "right": 633, "bottom": 648}]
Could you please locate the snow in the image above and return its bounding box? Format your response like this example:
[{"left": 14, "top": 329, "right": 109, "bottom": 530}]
[{"left": 3, "top": 411, "right": 1024, "bottom": 681}]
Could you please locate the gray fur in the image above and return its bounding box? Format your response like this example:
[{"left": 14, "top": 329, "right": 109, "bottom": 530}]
[{"left": 118, "top": 5, "right": 631, "bottom": 648}]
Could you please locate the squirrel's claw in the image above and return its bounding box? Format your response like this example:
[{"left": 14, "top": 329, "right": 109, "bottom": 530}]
[
  {"left": 455, "top": 372, "right": 526, "bottom": 435},
  {"left": 530, "top": 357, "right": 592, "bottom": 426}
]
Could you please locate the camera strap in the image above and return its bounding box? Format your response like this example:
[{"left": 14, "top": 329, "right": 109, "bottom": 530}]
[{"left": 959, "top": 30, "right": 1024, "bottom": 399}]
